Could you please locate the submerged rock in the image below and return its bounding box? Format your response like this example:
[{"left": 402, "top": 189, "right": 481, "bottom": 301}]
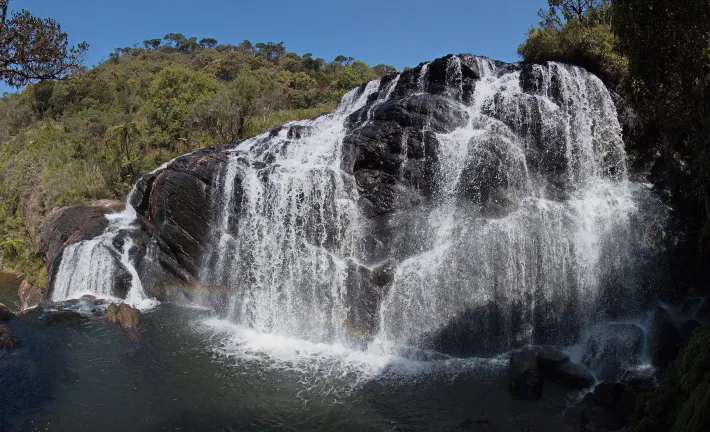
[
  {"left": 547, "top": 360, "right": 596, "bottom": 389},
  {"left": 0, "top": 303, "right": 14, "bottom": 321},
  {"left": 105, "top": 303, "right": 140, "bottom": 329},
  {"left": 509, "top": 350, "right": 543, "bottom": 400},
  {"left": 536, "top": 349, "right": 569, "bottom": 370},
  {"left": 0, "top": 322, "right": 20, "bottom": 349},
  {"left": 18, "top": 279, "right": 42, "bottom": 311}
]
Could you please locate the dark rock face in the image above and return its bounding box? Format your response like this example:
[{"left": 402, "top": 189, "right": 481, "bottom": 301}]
[
  {"left": 18, "top": 279, "right": 42, "bottom": 311},
  {"left": 548, "top": 360, "right": 596, "bottom": 389},
  {"left": 582, "top": 324, "right": 645, "bottom": 381},
  {"left": 0, "top": 303, "right": 14, "bottom": 321},
  {"left": 509, "top": 350, "right": 543, "bottom": 400},
  {"left": 129, "top": 148, "right": 234, "bottom": 292},
  {"left": 39, "top": 200, "right": 124, "bottom": 282}
]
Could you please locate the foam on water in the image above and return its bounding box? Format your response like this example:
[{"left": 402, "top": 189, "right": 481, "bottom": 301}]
[{"left": 199, "top": 317, "right": 507, "bottom": 400}]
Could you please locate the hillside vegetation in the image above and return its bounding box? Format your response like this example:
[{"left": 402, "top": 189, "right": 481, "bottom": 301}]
[{"left": 0, "top": 35, "right": 396, "bottom": 285}]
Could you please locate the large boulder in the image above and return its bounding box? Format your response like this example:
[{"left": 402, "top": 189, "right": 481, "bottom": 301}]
[
  {"left": 18, "top": 279, "right": 42, "bottom": 312},
  {"left": 105, "top": 303, "right": 140, "bottom": 330},
  {"left": 0, "top": 303, "right": 14, "bottom": 321},
  {"left": 508, "top": 350, "right": 543, "bottom": 400},
  {"left": 130, "top": 149, "right": 231, "bottom": 286},
  {"left": 547, "top": 360, "right": 596, "bottom": 389}
]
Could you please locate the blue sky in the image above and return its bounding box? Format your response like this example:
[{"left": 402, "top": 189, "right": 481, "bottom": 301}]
[{"left": 1, "top": 0, "right": 547, "bottom": 94}]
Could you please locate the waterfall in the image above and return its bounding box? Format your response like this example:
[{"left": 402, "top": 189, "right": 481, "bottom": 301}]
[
  {"left": 374, "top": 61, "right": 637, "bottom": 356},
  {"left": 201, "top": 80, "right": 381, "bottom": 342},
  {"left": 51, "top": 56, "right": 665, "bottom": 363}
]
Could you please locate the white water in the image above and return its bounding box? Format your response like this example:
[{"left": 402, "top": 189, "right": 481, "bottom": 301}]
[
  {"left": 202, "top": 80, "right": 381, "bottom": 342},
  {"left": 377, "top": 61, "right": 636, "bottom": 354},
  {"left": 52, "top": 194, "right": 157, "bottom": 309},
  {"left": 52, "top": 57, "right": 662, "bottom": 378}
]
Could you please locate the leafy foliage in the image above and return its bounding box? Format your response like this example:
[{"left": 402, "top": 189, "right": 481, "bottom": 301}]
[
  {"left": 632, "top": 325, "right": 710, "bottom": 432},
  {"left": 0, "top": 35, "right": 396, "bottom": 281},
  {"left": 518, "top": 0, "right": 627, "bottom": 85}
]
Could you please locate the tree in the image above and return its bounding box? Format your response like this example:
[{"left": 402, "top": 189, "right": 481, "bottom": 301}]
[
  {"left": 192, "top": 71, "right": 260, "bottom": 141},
  {"left": 104, "top": 121, "right": 140, "bottom": 185},
  {"left": 238, "top": 40, "right": 255, "bottom": 55},
  {"left": 0, "top": 0, "right": 88, "bottom": 86},
  {"left": 199, "top": 37, "right": 218, "bottom": 49},
  {"left": 539, "top": 0, "right": 610, "bottom": 28},
  {"left": 255, "top": 41, "right": 286, "bottom": 62},
  {"left": 162, "top": 33, "right": 185, "bottom": 48},
  {"left": 146, "top": 66, "right": 217, "bottom": 148},
  {"left": 373, "top": 64, "right": 397, "bottom": 77},
  {"left": 143, "top": 39, "right": 162, "bottom": 50}
]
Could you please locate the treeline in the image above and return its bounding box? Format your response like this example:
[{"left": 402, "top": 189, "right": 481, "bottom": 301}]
[
  {"left": 0, "top": 34, "right": 397, "bottom": 285},
  {"left": 521, "top": 1, "right": 710, "bottom": 431}
]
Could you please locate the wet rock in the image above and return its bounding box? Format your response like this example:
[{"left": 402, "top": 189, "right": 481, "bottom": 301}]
[
  {"left": 582, "top": 404, "right": 624, "bottom": 431},
  {"left": 592, "top": 382, "right": 625, "bottom": 407},
  {"left": 613, "top": 386, "right": 638, "bottom": 419},
  {"left": 536, "top": 349, "right": 569, "bottom": 370},
  {"left": 39, "top": 200, "right": 124, "bottom": 277},
  {"left": 583, "top": 324, "right": 645, "bottom": 381},
  {"left": 44, "top": 310, "right": 88, "bottom": 325},
  {"left": 649, "top": 306, "right": 684, "bottom": 370},
  {"left": 508, "top": 350, "right": 543, "bottom": 400},
  {"left": 105, "top": 303, "right": 140, "bottom": 329},
  {"left": 0, "top": 303, "right": 14, "bottom": 321},
  {"left": 0, "top": 322, "right": 20, "bottom": 349},
  {"left": 547, "top": 360, "right": 595, "bottom": 389},
  {"left": 580, "top": 381, "right": 644, "bottom": 430},
  {"left": 18, "top": 279, "right": 42, "bottom": 311},
  {"left": 618, "top": 368, "right": 656, "bottom": 389}
]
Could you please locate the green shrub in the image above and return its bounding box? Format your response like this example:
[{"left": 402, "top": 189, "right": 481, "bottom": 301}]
[{"left": 632, "top": 325, "right": 710, "bottom": 432}]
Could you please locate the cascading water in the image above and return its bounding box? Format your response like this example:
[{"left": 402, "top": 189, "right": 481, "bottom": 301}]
[
  {"left": 373, "top": 61, "right": 639, "bottom": 357},
  {"left": 51, "top": 165, "right": 177, "bottom": 308},
  {"left": 51, "top": 56, "right": 665, "bottom": 374},
  {"left": 200, "top": 80, "right": 381, "bottom": 342}
]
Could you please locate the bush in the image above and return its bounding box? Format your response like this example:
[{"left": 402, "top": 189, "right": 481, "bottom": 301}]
[
  {"left": 632, "top": 325, "right": 710, "bottom": 432},
  {"left": 519, "top": 19, "right": 627, "bottom": 86}
]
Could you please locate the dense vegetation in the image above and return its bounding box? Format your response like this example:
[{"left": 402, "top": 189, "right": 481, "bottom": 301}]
[
  {"left": 521, "top": 0, "right": 710, "bottom": 289},
  {"left": 0, "top": 34, "right": 396, "bottom": 285},
  {"left": 632, "top": 325, "right": 710, "bottom": 432},
  {"left": 521, "top": 1, "right": 710, "bottom": 430}
]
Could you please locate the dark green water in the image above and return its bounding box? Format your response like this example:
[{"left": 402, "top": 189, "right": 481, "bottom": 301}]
[{"left": 0, "top": 272, "right": 583, "bottom": 432}]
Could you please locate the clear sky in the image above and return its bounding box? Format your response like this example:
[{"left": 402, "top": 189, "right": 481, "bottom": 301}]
[{"left": 1, "top": 0, "right": 547, "bottom": 94}]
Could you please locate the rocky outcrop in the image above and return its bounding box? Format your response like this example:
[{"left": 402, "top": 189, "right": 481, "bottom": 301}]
[
  {"left": 39, "top": 200, "right": 124, "bottom": 279},
  {"left": 129, "top": 148, "right": 232, "bottom": 289},
  {"left": 0, "top": 303, "right": 14, "bottom": 321},
  {"left": 509, "top": 350, "right": 543, "bottom": 400},
  {"left": 18, "top": 279, "right": 42, "bottom": 311},
  {"left": 105, "top": 303, "right": 140, "bottom": 330},
  {"left": 0, "top": 322, "right": 20, "bottom": 349}
]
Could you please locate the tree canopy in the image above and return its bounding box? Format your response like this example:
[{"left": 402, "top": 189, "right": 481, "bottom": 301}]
[{"left": 0, "top": 0, "right": 87, "bottom": 86}]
